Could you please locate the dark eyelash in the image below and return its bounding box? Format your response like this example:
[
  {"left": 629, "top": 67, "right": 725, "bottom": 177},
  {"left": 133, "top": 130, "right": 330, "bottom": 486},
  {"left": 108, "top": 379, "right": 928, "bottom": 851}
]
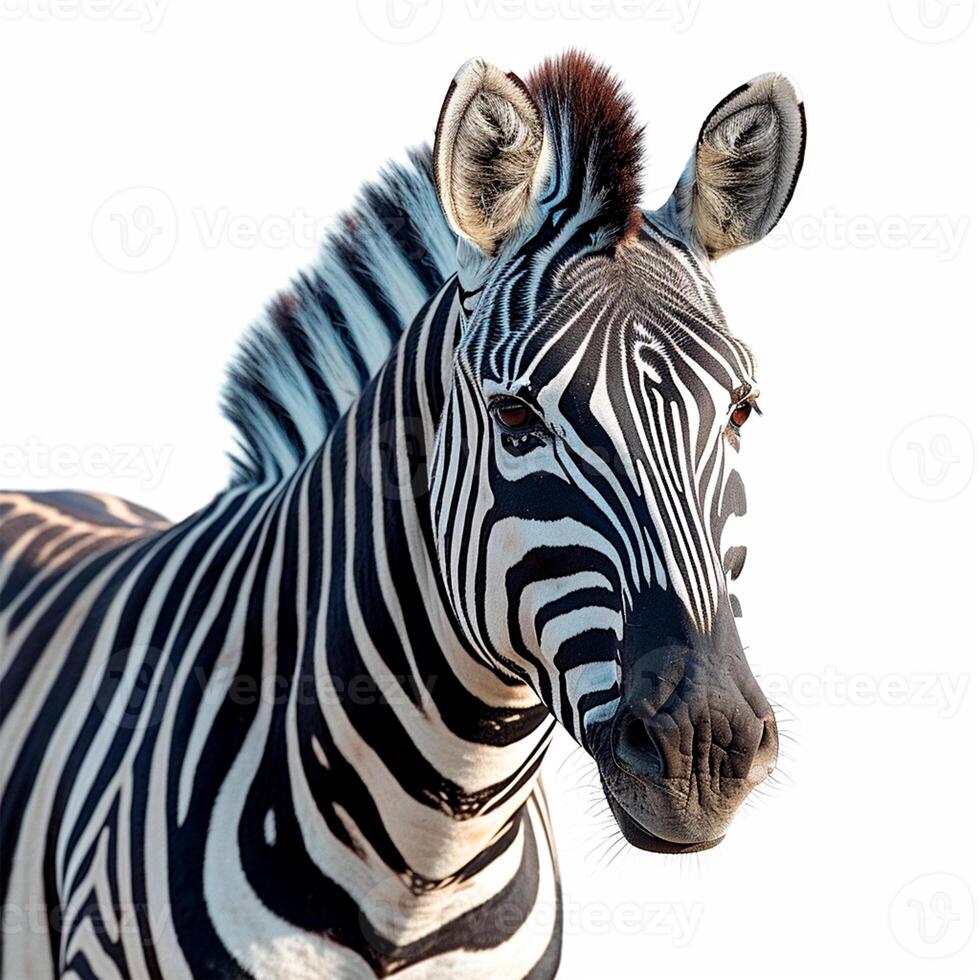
[
  {"left": 491, "top": 398, "right": 528, "bottom": 413},
  {"left": 489, "top": 392, "right": 538, "bottom": 410},
  {"left": 488, "top": 394, "right": 548, "bottom": 429}
]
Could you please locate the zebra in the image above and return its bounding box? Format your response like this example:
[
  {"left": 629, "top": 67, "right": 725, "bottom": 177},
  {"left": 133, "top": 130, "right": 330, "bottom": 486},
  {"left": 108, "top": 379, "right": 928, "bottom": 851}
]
[{"left": 0, "top": 51, "right": 806, "bottom": 979}]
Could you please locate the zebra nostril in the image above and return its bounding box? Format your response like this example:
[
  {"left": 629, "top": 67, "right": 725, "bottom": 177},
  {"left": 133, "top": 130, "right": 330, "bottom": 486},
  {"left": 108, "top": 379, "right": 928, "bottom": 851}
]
[
  {"left": 752, "top": 717, "right": 778, "bottom": 778},
  {"left": 614, "top": 715, "right": 664, "bottom": 780},
  {"left": 625, "top": 718, "right": 648, "bottom": 750}
]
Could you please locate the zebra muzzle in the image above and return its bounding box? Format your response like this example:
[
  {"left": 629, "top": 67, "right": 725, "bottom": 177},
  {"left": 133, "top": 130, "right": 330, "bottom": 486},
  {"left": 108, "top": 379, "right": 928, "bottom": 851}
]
[{"left": 596, "top": 613, "right": 778, "bottom": 852}]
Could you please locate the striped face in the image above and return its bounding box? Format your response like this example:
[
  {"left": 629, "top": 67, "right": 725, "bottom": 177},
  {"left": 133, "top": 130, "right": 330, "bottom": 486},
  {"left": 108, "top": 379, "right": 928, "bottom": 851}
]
[
  {"left": 430, "top": 228, "right": 775, "bottom": 851},
  {"left": 430, "top": 55, "right": 805, "bottom": 851}
]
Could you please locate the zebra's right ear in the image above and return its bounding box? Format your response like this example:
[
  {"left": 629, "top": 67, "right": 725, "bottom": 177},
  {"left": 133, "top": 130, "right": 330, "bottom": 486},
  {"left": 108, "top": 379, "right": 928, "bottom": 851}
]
[{"left": 433, "top": 58, "right": 551, "bottom": 257}]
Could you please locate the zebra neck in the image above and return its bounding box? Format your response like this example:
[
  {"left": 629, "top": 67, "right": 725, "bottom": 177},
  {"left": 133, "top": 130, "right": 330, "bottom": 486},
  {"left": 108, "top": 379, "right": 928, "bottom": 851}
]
[{"left": 286, "top": 279, "right": 554, "bottom": 886}]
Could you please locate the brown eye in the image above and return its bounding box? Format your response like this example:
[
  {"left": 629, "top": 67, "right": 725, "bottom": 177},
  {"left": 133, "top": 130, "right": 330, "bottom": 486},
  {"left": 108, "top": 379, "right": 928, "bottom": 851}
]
[
  {"left": 730, "top": 402, "right": 752, "bottom": 428},
  {"left": 494, "top": 403, "right": 531, "bottom": 429}
]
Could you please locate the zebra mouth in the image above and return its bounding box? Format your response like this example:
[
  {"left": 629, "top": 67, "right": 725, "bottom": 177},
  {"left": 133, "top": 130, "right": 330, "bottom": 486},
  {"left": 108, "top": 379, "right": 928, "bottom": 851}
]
[{"left": 604, "top": 793, "right": 725, "bottom": 854}]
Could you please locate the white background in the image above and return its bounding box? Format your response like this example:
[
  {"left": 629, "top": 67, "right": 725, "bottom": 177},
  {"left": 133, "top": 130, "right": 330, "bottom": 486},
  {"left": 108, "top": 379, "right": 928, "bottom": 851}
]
[{"left": 1, "top": 1, "right": 978, "bottom": 977}]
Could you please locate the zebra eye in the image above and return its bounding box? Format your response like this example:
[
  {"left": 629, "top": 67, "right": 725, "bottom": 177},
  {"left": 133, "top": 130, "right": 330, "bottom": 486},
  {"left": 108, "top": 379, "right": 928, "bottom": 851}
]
[
  {"left": 492, "top": 402, "right": 532, "bottom": 430},
  {"left": 730, "top": 402, "right": 753, "bottom": 429},
  {"left": 728, "top": 385, "right": 760, "bottom": 433}
]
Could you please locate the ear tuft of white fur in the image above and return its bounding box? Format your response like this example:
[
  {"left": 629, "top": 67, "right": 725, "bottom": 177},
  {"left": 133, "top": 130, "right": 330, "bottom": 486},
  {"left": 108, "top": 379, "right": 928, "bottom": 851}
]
[
  {"left": 689, "top": 72, "right": 806, "bottom": 258},
  {"left": 433, "top": 58, "right": 549, "bottom": 255}
]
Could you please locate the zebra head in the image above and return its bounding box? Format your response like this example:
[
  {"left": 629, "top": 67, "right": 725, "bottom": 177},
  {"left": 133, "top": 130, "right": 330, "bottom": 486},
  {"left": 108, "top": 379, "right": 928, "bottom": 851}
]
[{"left": 429, "top": 54, "right": 805, "bottom": 853}]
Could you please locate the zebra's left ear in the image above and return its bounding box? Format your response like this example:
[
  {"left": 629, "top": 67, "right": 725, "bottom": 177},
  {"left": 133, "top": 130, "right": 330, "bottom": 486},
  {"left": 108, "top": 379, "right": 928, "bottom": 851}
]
[{"left": 658, "top": 73, "right": 806, "bottom": 259}]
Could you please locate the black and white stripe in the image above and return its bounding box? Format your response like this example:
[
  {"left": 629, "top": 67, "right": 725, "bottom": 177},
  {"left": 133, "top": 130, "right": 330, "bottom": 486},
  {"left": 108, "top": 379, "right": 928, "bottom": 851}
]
[{"left": 1, "top": 52, "right": 805, "bottom": 978}]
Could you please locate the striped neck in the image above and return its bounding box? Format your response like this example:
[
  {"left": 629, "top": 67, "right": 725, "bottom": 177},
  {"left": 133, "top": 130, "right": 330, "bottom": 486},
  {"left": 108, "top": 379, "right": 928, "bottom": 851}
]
[{"left": 286, "top": 278, "right": 553, "bottom": 892}]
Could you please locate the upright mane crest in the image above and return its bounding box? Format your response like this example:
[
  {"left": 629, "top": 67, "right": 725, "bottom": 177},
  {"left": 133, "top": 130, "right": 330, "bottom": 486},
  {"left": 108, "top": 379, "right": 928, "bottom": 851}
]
[
  {"left": 527, "top": 50, "right": 645, "bottom": 242},
  {"left": 222, "top": 148, "right": 456, "bottom": 485},
  {"left": 222, "top": 52, "right": 645, "bottom": 486}
]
